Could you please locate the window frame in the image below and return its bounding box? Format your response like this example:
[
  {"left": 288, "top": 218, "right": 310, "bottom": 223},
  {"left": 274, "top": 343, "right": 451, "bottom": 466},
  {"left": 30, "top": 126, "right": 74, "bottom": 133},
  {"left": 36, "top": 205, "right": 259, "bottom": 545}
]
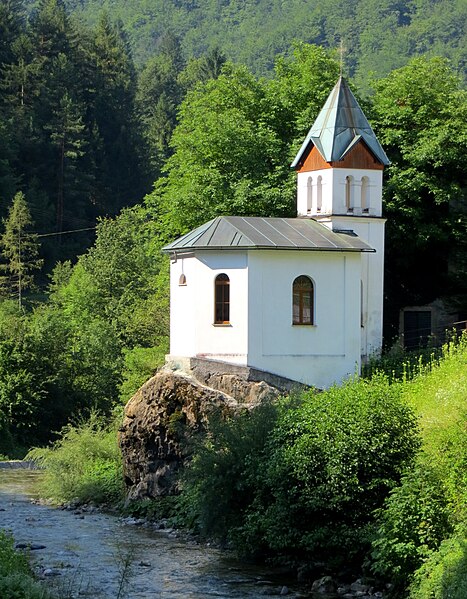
[
  {"left": 292, "top": 275, "right": 314, "bottom": 325},
  {"left": 214, "top": 273, "right": 230, "bottom": 325}
]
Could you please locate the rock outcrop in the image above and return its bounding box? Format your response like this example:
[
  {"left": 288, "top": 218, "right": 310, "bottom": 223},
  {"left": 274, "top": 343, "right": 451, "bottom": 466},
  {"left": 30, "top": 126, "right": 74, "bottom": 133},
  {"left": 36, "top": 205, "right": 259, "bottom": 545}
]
[{"left": 119, "top": 364, "right": 285, "bottom": 501}]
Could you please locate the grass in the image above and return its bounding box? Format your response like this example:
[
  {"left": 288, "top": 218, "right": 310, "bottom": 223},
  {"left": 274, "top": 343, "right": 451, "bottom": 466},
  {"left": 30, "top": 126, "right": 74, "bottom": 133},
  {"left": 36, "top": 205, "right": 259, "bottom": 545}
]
[
  {"left": 0, "top": 530, "right": 53, "bottom": 599},
  {"left": 27, "top": 412, "right": 124, "bottom": 505},
  {"left": 402, "top": 337, "right": 467, "bottom": 516},
  {"left": 369, "top": 335, "right": 467, "bottom": 597}
]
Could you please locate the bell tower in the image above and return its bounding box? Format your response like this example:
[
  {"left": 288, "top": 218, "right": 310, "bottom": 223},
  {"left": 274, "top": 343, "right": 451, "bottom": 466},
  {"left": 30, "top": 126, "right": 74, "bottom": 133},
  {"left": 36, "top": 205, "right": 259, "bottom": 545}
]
[{"left": 292, "top": 77, "right": 390, "bottom": 360}]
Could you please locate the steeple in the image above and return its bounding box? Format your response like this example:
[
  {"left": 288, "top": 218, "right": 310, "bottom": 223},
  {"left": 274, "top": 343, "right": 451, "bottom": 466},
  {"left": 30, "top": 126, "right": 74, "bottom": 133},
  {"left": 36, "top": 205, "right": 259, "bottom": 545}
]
[{"left": 291, "top": 77, "right": 389, "bottom": 169}]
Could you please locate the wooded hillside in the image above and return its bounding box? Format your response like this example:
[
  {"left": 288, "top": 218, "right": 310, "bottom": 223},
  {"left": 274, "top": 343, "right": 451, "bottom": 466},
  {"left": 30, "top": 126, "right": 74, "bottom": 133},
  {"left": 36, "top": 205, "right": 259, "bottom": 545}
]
[{"left": 27, "top": 0, "right": 467, "bottom": 87}]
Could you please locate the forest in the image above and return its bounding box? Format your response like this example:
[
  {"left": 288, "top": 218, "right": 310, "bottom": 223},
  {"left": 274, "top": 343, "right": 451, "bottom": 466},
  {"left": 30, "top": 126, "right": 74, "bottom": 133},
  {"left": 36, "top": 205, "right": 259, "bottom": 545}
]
[
  {"left": 0, "top": 0, "right": 466, "bottom": 597},
  {"left": 24, "top": 0, "right": 467, "bottom": 89},
  {"left": 0, "top": 0, "right": 465, "bottom": 451}
]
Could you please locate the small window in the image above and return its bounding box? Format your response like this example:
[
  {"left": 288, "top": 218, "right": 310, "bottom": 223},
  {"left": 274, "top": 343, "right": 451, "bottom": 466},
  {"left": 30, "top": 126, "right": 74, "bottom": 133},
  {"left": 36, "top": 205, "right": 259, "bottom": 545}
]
[
  {"left": 361, "top": 176, "right": 369, "bottom": 212},
  {"left": 293, "top": 275, "right": 314, "bottom": 325},
  {"left": 345, "top": 175, "right": 353, "bottom": 211},
  {"left": 317, "top": 175, "right": 322, "bottom": 211},
  {"left": 214, "top": 273, "right": 230, "bottom": 324},
  {"left": 307, "top": 176, "right": 313, "bottom": 213},
  {"left": 179, "top": 273, "right": 187, "bottom": 286}
]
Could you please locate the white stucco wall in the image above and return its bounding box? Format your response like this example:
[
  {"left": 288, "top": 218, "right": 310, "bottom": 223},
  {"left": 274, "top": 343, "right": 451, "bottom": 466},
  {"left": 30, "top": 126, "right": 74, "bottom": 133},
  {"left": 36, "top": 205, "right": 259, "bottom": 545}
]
[
  {"left": 169, "top": 251, "right": 249, "bottom": 364},
  {"left": 316, "top": 215, "right": 385, "bottom": 360},
  {"left": 247, "top": 250, "right": 362, "bottom": 388},
  {"left": 169, "top": 248, "right": 364, "bottom": 388},
  {"left": 297, "top": 168, "right": 383, "bottom": 218}
]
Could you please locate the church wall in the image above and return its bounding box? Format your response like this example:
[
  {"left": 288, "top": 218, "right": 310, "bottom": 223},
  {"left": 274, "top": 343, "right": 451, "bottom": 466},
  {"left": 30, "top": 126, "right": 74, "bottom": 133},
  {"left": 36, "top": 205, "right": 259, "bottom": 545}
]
[
  {"left": 247, "top": 250, "right": 362, "bottom": 388},
  {"left": 169, "top": 251, "right": 249, "bottom": 364},
  {"left": 317, "top": 215, "right": 385, "bottom": 360}
]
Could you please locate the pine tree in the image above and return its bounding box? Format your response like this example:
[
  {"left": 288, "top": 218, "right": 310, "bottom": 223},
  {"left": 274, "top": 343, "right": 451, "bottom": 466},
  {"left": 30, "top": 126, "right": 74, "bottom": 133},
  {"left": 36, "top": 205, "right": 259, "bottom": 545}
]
[
  {"left": 0, "top": 0, "right": 24, "bottom": 71},
  {"left": 136, "top": 34, "right": 185, "bottom": 177},
  {"left": 0, "top": 192, "right": 43, "bottom": 307}
]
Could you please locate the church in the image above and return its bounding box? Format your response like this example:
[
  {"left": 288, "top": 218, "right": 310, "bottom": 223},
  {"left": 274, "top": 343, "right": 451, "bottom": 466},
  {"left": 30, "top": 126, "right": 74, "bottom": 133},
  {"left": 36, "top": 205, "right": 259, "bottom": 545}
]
[{"left": 162, "top": 77, "right": 389, "bottom": 388}]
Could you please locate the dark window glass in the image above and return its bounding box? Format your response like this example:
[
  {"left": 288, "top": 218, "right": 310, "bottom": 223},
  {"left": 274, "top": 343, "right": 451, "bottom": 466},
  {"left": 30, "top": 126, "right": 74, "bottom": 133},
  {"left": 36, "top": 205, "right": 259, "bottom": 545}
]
[
  {"left": 403, "top": 310, "right": 432, "bottom": 349},
  {"left": 293, "top": 275, "right": 314, "bottom": 325},
  {"left": 215, "top": 273, "right": 230, "bottom": 324}
]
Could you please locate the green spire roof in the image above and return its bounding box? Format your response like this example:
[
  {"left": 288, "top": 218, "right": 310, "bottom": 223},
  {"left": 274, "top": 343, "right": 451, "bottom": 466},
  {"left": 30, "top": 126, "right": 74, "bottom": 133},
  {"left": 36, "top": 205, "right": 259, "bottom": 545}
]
[{"left": 291, "top": 77, "right": 390, "bottom": 167}]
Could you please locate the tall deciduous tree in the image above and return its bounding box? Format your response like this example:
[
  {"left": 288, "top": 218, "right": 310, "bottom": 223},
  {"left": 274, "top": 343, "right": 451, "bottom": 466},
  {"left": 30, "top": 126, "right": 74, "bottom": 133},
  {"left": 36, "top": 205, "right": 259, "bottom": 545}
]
[
  {"left": 371, "top": 57, "right": 467, "bottom": 331},
  {"left": 0, "top": 192, "right": 43, "bottom": 306},
  {"left": 149, "top": 45, "right": 340, "bottom": 235}
]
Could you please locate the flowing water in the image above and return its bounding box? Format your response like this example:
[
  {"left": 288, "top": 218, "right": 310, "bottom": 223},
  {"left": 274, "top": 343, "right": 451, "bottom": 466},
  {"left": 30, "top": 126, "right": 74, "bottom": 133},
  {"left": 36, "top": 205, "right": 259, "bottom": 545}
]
[{"left": 0, "top": 467, "right": 303, "bottom": 598}]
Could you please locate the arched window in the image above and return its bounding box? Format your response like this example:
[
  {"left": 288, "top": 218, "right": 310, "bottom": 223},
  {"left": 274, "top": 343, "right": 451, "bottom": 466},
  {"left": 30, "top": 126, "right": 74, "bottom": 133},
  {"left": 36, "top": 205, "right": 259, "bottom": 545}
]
[
  {"left": 214, "top": 273, "right": 230, "bottom": 324},
  {"left": 292, "top": 275, "right": 314, "bottom": 325},
  {"left": 307, "top": 176, "right": 313, "bottom": 213},
  {"left": 317, "top": 175, "right": 322, "bottom": 211},
  {"left": 361, "top": 176, "right": 369, "bottom": 212},
  {"left": 345, "top": 176, "right": 353, "bottom": 211},
  {"left": 179, "top": 273, "right": 187, "bottom": 286}
]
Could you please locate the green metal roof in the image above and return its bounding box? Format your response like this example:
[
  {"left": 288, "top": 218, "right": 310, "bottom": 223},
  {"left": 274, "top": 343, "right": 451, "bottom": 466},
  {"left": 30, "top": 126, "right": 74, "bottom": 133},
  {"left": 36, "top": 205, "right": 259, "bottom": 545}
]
[
  {"left": 291, "top": 77, "right": 390, "bottom": 168},
  {"left": 162, "top": 216, "right": 374, "bottom": 254}
]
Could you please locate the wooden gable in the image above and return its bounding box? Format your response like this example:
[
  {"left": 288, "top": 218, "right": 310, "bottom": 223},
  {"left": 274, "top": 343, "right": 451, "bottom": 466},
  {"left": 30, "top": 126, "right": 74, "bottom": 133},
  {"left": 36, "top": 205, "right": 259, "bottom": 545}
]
[{"left": 297, "top": 139, "right": 385, "bottom": 173}]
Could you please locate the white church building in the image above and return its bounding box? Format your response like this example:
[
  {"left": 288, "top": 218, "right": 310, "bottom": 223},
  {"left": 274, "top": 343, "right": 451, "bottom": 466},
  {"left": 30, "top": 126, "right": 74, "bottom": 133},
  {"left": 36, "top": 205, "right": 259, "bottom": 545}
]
[{"left": 163, "top": 77, "right": 389, "bottom": 388}]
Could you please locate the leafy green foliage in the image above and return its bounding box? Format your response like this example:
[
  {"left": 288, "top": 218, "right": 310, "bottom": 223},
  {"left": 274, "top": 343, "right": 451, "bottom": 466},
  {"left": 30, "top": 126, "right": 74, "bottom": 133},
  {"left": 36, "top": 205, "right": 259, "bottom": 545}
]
[
  {"left": 0, "top": 1, "right": 146, "bottom": 269},
  {"left": 28, "top": 412, "right": 124, "bottom": 504},
  {"left": 371, "top": 57, "right": 467, "bottom": 328},
  {"left": 371, "top": 464, "right": 453, "bottom": 586},
  {"left": 43, "top": 0, "right": 466, "bottom": 85},
  {"left": 371, "top": 336, "right": 467, "bottom": 593},
  {"left": 181, "top": 376, "right": 419, "bottom": 567},
  {"left": 119, "top": 343, "right": 168, "bottom": 403},
  {"left": 152, "top": 45, "right": 339, "bottom": 235},
  {"left": 0, "top": 529, "right": 52, "bottom": 599},
  {"left": 409, "top": 526, "right": 467, "bottom": 599},
  {"left": 0, "top": 192, "right": 43, "bottom": 304},
  {"left": 179, "top": 401, "right": 281, "bottom": 541}
]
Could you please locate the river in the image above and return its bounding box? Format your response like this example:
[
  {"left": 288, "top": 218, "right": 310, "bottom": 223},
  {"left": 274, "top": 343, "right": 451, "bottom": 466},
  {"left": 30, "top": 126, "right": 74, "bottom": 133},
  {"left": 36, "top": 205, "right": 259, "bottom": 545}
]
[{"left": 0, "top": 467, "right": 304, "bottom": 598}]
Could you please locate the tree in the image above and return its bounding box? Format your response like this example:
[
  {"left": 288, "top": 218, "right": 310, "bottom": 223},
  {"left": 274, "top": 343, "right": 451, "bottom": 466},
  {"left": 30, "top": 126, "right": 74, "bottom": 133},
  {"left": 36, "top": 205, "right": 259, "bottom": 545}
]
[
  {"left": 136, "top": 33, "right": 185, "bottom": 178},
  {"left": 0, "top": 192, "right": 43, "bottom": 307},
  {"left": 148, "top": 45, "right": 340, "bottom": 236},
  {"left": 178, "top": 47, "right": 227, "bottom": 91},
  {"left": 0, "top": 0, "right": 24, "bottom": 70},
  {"left": 371, "top": 57, "right": 467, "bottom": 334},
  {"left": 90, "top": 13, "right": 143, "bottom": 213}
]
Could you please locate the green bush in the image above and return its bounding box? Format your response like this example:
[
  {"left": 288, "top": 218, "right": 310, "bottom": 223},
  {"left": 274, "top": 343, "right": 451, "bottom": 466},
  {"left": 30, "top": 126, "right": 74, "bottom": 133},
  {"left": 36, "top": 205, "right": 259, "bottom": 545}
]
[
  {"left": 181, "top": 376, "right": 420, "bottom": 566},
  {"left": 240, "top": 376, "right": 420, "bottom": 565},
  {"left": 370, "top": 335, "right": 467, "bottom": 593},
  {"left": 179, "top": 401, "right": 280, "bottom": 540},
  {"left": 27, "top": 413, "right": 124, "bottom": 505},
  {"left": 119, "top": 342, "right": 168, "bottom": 403},
  {"left": 409, "top": 527, "right": 467, "bottom": 599},
  {"left": 0, "top": 530, "right": 52, "bottom": 599},
  {"left": 371, "top": 463, "right": 453, "bottom": 587}
]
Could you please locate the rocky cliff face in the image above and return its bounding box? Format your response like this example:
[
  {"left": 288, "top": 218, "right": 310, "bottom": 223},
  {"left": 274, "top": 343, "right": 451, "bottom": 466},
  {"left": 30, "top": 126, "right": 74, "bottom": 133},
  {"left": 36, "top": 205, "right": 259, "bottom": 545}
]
[{"left": 119, "top": 365, "right": 282, "bottom": 501}]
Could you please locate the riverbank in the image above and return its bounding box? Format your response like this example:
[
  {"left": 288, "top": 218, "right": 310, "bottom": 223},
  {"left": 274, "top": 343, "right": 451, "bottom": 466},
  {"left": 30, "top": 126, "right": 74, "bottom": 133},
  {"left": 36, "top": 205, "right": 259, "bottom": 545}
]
[{"left": 0, "top": 468, "right": 303, "bottom": 598}]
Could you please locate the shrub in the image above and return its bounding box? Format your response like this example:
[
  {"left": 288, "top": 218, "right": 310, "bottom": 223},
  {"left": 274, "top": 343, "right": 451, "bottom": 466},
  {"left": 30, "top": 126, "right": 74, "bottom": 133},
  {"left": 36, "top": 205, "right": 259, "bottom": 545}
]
[
  {"left": 27, "top": 412, "right": 124, "bottom": 505},
  {"left": 239, "top": 376, "right": 420, "bottom": 565},
  {"left": 178, "top": 400, "right": 281, "bottom": 540},
  {"left": 119, "top": 342, "right": 168, "bottom": 403},
  {"left": 371, "top": 463, "right": 453, "bottom": 587},
  {"left": 409, "top": 526, "right": 467, "bottom": 599},
  {"left": 370, "top": 335, "right": 467, "bottom": 593},
  {"left": 180, "top": 375, "right": 420, "bottom": 567},
  {"left": 0, "top": 530, "right": 52, "bottom": 598}
]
